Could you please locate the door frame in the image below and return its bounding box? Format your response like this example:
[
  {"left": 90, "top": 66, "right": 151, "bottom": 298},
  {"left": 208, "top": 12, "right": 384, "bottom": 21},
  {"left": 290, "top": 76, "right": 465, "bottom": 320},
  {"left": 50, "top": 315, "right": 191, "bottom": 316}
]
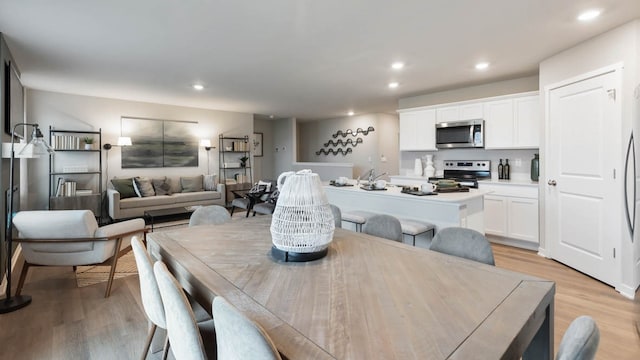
[{"left": 542, "top": 62, "right": 624, "bottom": 289}]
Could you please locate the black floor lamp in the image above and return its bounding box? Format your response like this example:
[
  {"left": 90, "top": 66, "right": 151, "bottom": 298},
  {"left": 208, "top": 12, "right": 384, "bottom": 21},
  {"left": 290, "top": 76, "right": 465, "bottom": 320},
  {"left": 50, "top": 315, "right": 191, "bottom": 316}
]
[{"left": 0, "top": 123, "right": 54, "bottom": 314}]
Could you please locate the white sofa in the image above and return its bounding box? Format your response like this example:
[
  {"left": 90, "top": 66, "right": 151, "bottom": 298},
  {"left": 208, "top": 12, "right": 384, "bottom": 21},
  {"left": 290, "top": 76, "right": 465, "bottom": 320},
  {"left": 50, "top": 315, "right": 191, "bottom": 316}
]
[{"left": 107, "top": 176, "right": 225, "bottom": 221}]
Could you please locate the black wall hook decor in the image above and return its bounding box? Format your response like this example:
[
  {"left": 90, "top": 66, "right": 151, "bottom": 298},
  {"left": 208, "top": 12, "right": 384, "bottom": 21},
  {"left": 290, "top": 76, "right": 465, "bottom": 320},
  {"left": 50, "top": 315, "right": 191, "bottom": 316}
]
[
  {"left": 323, "top": 137, "right": 363, "bottom": 147},
  {"left": 315, "top": 147, "right": 353, "bottom": 156},
  {"left": 332, "top": 126, "right": 375, "bottom": 138}
]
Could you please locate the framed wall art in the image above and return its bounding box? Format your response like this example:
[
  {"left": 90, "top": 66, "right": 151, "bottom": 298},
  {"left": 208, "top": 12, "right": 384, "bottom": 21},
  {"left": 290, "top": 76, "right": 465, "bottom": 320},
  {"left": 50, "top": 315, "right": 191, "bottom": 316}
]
[{"left": 121, "top": 117, "right": 199, "bottom": 168}]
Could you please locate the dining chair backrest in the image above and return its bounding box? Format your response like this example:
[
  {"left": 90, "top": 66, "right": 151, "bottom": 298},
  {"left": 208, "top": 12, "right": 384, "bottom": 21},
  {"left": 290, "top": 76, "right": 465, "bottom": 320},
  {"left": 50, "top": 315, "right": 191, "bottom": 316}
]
[
  {"left": 429, "top": 227, "right": 495, "bottom": 265},
  {"left": 189, "top": 205, "right": 231, "bottom": 226},
  {"left": 153, "top": 261, "right": 207, "bottom": 360},
  {"left": 131, "top": 236, "right": 166, "bottom": 328},
  {"left": 329, "top": 204, "right": 342, "bottom": 228},
  {"left": 362, "top": 214, "right": 403, "bottom": 242},
  {"left": 212, "top": 296, "right": 282, "bottom": 360},
  {"left": 556, "top": 316, "right": 600, "bottom": 360}
]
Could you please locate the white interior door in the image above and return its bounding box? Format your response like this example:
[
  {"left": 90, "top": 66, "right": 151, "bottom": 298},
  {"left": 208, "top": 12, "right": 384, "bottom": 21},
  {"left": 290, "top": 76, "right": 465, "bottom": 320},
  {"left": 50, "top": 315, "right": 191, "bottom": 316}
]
[{"left": 546, "top": 68, "right": 621, "bottom": 287}]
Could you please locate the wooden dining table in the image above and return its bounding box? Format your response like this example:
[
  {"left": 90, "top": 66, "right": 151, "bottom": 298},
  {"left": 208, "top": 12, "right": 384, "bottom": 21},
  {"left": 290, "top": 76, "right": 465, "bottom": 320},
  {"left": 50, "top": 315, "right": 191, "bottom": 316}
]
[{"left": 147, "top": 215, "right": 555, "bottom": 360}]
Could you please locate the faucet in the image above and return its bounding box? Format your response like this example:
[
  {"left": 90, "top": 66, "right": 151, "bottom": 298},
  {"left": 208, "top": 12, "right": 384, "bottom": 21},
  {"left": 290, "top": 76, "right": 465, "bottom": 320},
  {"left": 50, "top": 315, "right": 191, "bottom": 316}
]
[
  {"left": 358, "top": 169, "right": 387, "bottom": 186},
  {"left": 357, "top": 169, "right": 374, "bottom": 186}
]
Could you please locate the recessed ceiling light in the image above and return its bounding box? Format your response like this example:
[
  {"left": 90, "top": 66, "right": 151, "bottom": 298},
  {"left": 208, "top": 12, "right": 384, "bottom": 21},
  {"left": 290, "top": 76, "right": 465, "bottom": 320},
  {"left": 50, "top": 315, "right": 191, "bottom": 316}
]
[
  {"left": 388, "top": 82, "right": 399, "bottom": 89},
  {"left": 391, "top": 62, "right": 404, "bottom": 70},
  {"left": 192, "top": 84, "right": 204, "bottom": 90},
  {"left": 475, "top": 62, "right": 490, "bottom": 70},
  {"left": 577, "top": 9, "right": 601, "bottom": 21},
  {"left": 348, "top": 111, "right": 355, "bottom": 116}
]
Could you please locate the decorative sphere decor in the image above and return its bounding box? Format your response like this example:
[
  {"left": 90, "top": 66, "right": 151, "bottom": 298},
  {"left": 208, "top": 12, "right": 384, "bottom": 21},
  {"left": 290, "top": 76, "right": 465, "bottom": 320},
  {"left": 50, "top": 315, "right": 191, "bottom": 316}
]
[{"left": 270, "top": 169, "right": 335, "bottom": 262}]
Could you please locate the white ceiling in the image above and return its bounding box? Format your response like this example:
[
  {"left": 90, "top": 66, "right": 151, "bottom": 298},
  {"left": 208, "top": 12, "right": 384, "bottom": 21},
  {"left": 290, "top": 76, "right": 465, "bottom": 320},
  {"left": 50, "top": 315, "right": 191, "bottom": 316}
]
[{"left": 1, "top": 1, "right": 639, "bottom": 120}]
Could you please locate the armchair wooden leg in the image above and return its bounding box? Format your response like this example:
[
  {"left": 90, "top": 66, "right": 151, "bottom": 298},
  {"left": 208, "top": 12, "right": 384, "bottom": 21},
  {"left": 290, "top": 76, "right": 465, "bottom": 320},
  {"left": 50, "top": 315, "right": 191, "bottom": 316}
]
[
  {"left": 161, "top": 333, "right": 170, "bottom": 360},
  {"left": 141, "top": 323, "right": 157, "bottom": 360},
  {"left": 104, "top": 238, "right": 123, "bottom": 298},
  {"left": 15, "top": 262, "right": 30, "bottom": 296}
]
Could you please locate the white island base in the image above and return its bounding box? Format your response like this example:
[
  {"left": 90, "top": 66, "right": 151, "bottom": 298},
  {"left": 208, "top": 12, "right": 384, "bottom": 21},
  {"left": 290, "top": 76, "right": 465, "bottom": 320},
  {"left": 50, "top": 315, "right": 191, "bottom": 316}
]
[{"left": 324, "top": 185, "right": 488, "bottom": 248}]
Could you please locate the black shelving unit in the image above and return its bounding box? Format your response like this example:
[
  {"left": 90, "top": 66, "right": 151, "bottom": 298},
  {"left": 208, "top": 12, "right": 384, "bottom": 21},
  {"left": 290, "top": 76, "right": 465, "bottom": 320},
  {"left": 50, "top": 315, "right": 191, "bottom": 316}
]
[
  {"left": 219, "top": 135, "right": 252, "bottom": 185},
  {"left": 49, "top": 127, "right": 103, "bottom": 222}
]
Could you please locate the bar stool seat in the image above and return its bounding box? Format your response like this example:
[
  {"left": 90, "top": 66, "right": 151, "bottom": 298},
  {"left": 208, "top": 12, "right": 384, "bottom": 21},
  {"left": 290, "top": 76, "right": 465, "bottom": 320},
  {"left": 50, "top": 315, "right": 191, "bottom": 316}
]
[
  {"left": 341, "top": 210, "right": 376, "bottom": 232},
  {"left": 399, "top": 218, "right": 435, "bottom": 246}
]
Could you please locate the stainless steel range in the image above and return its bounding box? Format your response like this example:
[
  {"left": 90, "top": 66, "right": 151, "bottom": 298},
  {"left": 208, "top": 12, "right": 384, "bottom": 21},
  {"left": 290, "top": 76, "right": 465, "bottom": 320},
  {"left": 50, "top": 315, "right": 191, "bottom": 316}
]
[{"left": 429, "top": 160, "right": 491, "bottom": 188}]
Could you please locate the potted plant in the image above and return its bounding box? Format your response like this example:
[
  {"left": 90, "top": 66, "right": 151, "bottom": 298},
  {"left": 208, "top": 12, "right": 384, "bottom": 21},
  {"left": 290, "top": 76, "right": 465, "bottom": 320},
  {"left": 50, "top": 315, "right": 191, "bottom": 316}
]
[
  {"left": 83, "top": 137, "right": 94, "bottom": 150},
  {"left": 239, "top": 156, "right": 248, "bottom": 168}
]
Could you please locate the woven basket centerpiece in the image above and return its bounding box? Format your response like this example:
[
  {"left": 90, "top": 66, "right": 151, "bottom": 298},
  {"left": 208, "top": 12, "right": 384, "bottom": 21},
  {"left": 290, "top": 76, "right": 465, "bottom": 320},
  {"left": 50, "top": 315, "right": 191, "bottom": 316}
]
[{"left": 270, "top": 169, "right": 335, "bottom": 262}]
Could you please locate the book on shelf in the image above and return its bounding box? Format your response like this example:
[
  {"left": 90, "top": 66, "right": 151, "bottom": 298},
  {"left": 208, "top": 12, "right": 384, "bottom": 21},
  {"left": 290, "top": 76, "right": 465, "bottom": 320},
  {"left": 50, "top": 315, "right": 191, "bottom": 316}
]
[
  {"left": 75, "top": 189, "right": 93, "bottom": 196},
  {"left": 51, "top": 135, "right": 81, "bottom": 150},
  {"left": 55, "top": 178, "right": 64, "bottom": 196}
]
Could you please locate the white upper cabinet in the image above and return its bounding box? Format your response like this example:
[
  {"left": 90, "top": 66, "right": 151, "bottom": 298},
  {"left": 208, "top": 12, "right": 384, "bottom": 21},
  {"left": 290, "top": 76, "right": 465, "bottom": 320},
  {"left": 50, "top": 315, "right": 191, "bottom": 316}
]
[
  {"left": 398, "top": 91, "right": 540, "bottom": 152},
  {"left": 459, "top": 103, "right": 484, "bottom": 120},
  {"left": 399, "top": 109, "right": 436, "bottom": 151},
  {"left": 513, "top": 95, "right": 540, "bottom": 148},
  {"left": 484, "top": 94, "right": 540, "bottom": 149},
  {"left": 435, "top": 106, "right": 459, "bottom": 123},
  {"left": 436, "top": 103, "right": 483, "bottom": 123}
]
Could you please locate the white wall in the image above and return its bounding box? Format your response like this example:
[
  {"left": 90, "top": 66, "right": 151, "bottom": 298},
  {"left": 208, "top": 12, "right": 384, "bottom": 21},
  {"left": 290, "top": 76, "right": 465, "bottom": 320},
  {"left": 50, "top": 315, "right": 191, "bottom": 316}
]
[
  {"left": 273, "top": 117, "right": 296, "bottom": 177},
  {"left": 253, "top": 116, "right": 277, "bottom": 181},
  {"left": 297, "top": 113, "right": 399, "bottom": 180},
  {"left": 26, "top": 89, "right": 253, "bottom": 210},
  {"left": 398, "top": 75, "right": 539, "bottom": 109},
  {"left": 539, "top": 19, "right": 640, "bottom": 296}
]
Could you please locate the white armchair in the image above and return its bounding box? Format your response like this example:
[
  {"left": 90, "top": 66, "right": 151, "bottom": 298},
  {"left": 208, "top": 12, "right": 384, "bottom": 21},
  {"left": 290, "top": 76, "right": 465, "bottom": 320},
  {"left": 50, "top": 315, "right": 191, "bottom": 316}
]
[{"left": 12, "top": 210, "right": 146, "bottom": 298}]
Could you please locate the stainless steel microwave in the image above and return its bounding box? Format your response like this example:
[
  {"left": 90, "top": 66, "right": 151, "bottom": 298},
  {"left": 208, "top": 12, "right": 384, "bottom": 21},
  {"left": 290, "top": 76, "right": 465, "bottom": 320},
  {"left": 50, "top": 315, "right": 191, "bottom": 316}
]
[{"left": 435, "top": 119, "right": 484, "bottom": 149}]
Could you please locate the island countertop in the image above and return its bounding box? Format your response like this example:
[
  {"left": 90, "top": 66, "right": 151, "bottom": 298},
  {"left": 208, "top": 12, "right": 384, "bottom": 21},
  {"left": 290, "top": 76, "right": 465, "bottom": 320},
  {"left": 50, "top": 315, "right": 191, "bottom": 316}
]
[
  {"left": 324, "top": 184, "right": 488, "bottom": 235},
  {"left": 324, "top": 183, "right": 490, "bottom": 203}
]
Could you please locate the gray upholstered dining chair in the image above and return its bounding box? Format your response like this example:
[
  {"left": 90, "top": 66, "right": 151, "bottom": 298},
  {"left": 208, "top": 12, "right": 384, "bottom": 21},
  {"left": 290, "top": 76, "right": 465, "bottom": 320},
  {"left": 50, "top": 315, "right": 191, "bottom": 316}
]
[
  {"left": 429, "top": 227, "right": 495, "bottom": 265},
  {"left": 329, "top": 204, "right": 342, "bottom": 228},
  {"left": 556, "top": 316, "right": 600, "bottom": 360},
  {"left": 189, "top": 205, "right": 231, "bottom": 226},
  {"left": 153, "top": 261, "right": 217, "bottom": 360},
  {"left": 131, "top": 237, "right": 211, "bottom": 360},
  {"left": 212, "top": 296, "right": 282, "bottom": 360},
  {"left": 362, "top": 214, "right": 403, "bottom": 242}
]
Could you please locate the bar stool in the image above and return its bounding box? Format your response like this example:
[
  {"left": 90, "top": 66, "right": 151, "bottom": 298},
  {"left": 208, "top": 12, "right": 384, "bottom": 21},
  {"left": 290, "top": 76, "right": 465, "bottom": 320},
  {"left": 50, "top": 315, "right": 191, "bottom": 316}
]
[
  {"left": 399, "top": 218, "right": 435, "bottom": 246},
  {"left": 341, "top": 210, "right": 376, "bottom": 232}
]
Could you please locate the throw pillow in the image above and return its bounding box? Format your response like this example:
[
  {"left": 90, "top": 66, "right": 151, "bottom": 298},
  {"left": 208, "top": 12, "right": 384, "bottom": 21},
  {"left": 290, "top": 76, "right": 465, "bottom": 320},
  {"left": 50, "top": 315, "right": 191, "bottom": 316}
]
[
  {"left": 134, "top": 177, "right": 156, "bottom": 197},
  {"left": 111, "top": 178, "right": 138, "bottom": 199},
  {"left": 152, "top": 177, "right": 173, "bottom": 196},
  {"left": 181, "top": 175, "right": 204, "bottom": 193},
  {"left": 203, "top": 174, "right": 217, "bottom": 191}
]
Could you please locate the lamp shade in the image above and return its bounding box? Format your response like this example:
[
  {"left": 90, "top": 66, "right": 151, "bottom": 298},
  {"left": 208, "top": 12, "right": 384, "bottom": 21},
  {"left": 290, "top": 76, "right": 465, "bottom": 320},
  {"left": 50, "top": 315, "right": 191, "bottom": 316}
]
[
  {"left": 17, "top": 127, "right": 54, "bottom": 156},
  {"left": 200, "top": 139, "right": 212, "bottom": 148},
  {"left": 117, "top": 136, "right": 132, "bottom": 146}
]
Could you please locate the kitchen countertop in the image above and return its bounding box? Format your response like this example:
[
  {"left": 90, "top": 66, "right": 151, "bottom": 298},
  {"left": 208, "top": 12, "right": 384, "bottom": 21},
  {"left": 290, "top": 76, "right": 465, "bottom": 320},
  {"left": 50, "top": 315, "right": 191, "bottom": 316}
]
[{"left": 325, "top": 183, "right": 490, "bottom": 203}]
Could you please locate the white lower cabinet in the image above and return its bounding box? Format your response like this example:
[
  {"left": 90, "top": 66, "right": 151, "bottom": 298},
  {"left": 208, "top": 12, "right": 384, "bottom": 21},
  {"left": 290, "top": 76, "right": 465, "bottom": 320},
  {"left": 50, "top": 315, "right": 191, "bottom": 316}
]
[{"left": 482, "top": 183, "right": 539, "bottom": 247}]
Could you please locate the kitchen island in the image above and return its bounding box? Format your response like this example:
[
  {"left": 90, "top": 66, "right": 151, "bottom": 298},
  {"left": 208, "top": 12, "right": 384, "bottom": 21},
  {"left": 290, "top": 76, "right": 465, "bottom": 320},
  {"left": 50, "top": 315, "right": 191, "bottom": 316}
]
[{"left": 324, "top": 184, "right": 489, "bottom": 237}]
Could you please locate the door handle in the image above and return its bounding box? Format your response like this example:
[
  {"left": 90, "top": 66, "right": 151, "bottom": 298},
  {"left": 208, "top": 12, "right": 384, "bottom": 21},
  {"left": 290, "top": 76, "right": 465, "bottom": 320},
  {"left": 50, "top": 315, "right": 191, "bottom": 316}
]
[
  {"left": 547, "top": 180, "right": 557, "bottom": 186},
  {"left": 624, "top": 132, "right": 635, "bottom": 239}
]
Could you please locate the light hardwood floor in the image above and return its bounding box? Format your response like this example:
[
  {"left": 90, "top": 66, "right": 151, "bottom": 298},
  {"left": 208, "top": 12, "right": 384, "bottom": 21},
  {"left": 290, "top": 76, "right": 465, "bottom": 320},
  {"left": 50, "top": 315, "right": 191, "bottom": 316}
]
[{"left": 0, "top": 242, "right": 638, "bottom": 359}]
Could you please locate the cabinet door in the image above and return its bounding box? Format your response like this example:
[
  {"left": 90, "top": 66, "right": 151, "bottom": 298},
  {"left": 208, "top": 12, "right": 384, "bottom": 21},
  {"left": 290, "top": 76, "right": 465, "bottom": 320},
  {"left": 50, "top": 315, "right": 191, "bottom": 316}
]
[
  {"left": 399, "top": 109, "right": 436, "bottom": 151},
  {"left": 399, "top": 112, "right": 418, "bottom": 150},
  {"left": 484, "top": 99, "right": 514, "bottom": 149},
  {"left": 484, "top": 195, "right": 507, "bottom": 236},
  {"left": 436, "top": 106, "right": 459, "bottom": 123},
  {"left": 507, "top": 197, "right": 539, "bottom": 243},
  {"left": 459, "top": 103, "right": 483, "bottom": 120},
  {"left": 513, "top": 95, "right": 540, "bottom": 148}
]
